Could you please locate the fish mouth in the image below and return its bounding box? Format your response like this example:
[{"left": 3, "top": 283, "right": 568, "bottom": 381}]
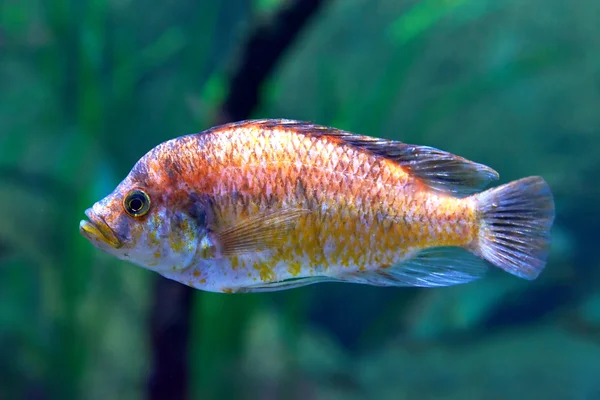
[{"left": 79, "top": 209, "right": 123, "bottom": 249}]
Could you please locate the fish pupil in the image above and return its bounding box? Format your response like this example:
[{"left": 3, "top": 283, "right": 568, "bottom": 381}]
[{"left": 130, "top": 197, "right": 143, "bottom": 212}]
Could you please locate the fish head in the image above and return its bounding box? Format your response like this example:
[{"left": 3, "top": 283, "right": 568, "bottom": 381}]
[{"left": 79, "top": 158, "right": 205, "bottom": 273}]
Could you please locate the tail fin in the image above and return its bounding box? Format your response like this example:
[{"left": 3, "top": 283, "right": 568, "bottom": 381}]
[{"left": 475, "top": 176, "right": 555, "bottom": 280}]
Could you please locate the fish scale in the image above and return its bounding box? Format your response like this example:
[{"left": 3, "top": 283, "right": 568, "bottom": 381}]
[
  {"left": 80, "top": 119, "right": 554, "bottom": 293},
  {"left": 182, "top": 125, "right": 470, "bottom": 286}
]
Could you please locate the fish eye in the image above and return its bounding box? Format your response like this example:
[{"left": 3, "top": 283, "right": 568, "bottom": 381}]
[{"left": 124, "top": 189, "right": 151, "bottom": 217}]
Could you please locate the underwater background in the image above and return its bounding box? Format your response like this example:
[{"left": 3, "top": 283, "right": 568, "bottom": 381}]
[{"left": 1, "top": 0, "right": 599, "bottom": 399}]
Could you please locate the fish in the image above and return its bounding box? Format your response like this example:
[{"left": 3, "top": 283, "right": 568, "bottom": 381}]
[{"left": 79, "top": 119, "right": 555, "bottom": 293}]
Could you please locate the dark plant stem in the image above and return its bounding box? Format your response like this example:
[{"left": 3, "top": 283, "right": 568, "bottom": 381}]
[
  {"left": 220, "top": 0, "right": 327, "bottom": 122},
  {"left": 146, "top": 1, "right": 327, "bottom": 399},
  {"left": 148, "top": 279, "right": 194, "bottom": 400}
]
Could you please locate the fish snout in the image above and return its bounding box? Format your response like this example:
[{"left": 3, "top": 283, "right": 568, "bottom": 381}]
[{"left": 79, "top": 208, "right": 123, "bottom": 249}]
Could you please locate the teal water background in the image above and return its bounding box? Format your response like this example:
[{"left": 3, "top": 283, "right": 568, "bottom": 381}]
[{"left": 1, "top": 1, "right": 599, "bottom": 398}]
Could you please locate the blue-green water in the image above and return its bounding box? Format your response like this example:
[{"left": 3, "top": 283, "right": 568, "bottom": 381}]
[{"left": 1, "top": 0, "right": 599, "bottom": 399}]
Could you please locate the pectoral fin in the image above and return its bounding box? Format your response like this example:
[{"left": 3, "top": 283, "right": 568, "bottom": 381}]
[{"left": 214, "top": 208, "right": 310, "bottom": 257}]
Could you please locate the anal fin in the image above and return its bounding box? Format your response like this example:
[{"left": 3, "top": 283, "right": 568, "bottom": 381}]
[{"left": 336, "top": 247, "right": 489, "bottom": 288}]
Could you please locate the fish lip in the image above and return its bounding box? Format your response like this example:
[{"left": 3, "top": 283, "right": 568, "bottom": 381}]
[{"left": 79, "top": 209, "right": 123, "bottom": 249}]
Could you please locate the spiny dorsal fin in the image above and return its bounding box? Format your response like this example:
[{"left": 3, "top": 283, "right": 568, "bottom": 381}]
[{"left": 219, "top": 119, "right": 499, "bottom": 196}]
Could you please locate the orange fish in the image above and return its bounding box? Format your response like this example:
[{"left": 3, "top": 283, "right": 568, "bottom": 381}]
[{"left": 79, "top": 119, "right": 555, "bottom": 293}]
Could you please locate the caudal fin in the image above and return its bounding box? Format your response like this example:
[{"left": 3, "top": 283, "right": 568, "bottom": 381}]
[{"left": 475, "top": 176, "right": 555, "bottom": 280}]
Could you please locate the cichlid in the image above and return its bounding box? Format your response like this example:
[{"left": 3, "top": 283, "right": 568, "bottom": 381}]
[{"left": 79, "top": 119, "right": 555, "bottom": 293}]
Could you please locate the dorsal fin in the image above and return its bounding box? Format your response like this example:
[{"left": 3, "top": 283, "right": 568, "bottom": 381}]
[
  {"left": 227, "top": 119, "right": 498, "bottom": 196},
  {"left": 385, "top": 143, "right": 499, "bottom": 196}
]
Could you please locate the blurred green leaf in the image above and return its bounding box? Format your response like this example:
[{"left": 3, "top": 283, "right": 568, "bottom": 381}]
[
  {"left": 389, "top": 0, "right": 468, "bottom": 44},
  {"left": 0, "top": 0, "right": 597, "bottom": 397}
]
